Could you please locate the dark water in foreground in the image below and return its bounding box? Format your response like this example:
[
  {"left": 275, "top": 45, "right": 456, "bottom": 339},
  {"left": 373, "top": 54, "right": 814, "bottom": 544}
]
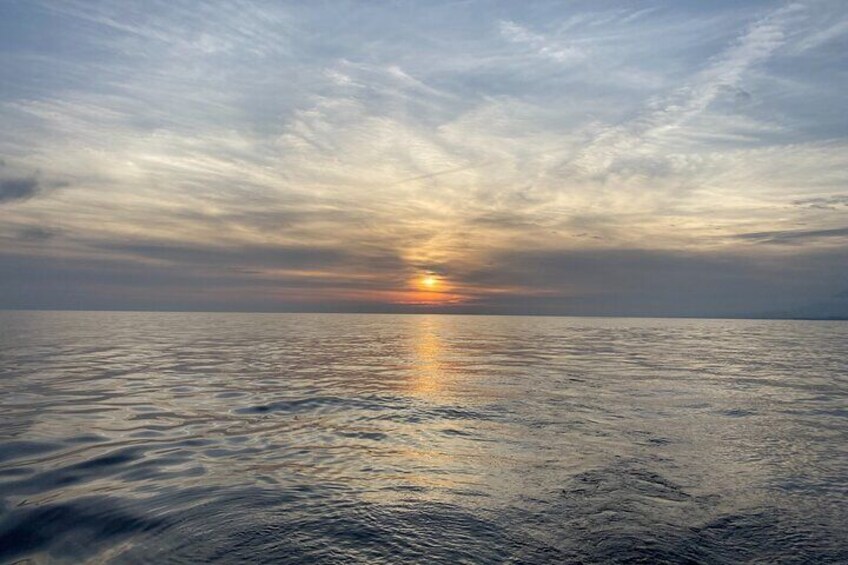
[{"left": 1, "top": 312, "right": 846, "bottom": 563}]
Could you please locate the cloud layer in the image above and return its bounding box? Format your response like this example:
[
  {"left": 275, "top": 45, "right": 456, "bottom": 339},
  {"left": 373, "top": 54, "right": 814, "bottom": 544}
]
[{"left": 1, "top": 1, "right": 847, "bottom": 316}]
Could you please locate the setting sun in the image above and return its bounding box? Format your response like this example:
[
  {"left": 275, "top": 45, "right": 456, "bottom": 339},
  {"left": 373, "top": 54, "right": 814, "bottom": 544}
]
[{"left": 421, "top": 275, "right": 438, "bottom": 289}]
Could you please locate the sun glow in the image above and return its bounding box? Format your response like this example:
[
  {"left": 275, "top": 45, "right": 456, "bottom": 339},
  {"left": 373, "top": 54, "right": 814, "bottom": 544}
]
[{"left": 399, "top": 273, "right": 468, "bottom": 305}]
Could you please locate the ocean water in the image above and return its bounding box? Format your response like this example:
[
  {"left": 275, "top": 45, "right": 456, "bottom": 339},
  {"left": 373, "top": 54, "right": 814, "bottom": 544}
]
[{"left": 1, "top": 312, "right": 846, "bottom": 564}]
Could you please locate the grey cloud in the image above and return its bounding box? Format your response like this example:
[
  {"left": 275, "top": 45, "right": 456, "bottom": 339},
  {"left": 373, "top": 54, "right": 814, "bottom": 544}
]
[
  {"left": 17, "top": 226, "right": 61, "bottom": 241},
  {"left": 792, "top": 196, "right": 848, "bottom": 210},
  {"left": 735, "top": 227, "right": 848, "bottom": 244},
  {"left": 0, "top": 253, "right": 274, "bottom": 312},
  {"left": 3, "top": 229, "right": 847, "bottom": 319},
  {"left": 0, "top": 177, "right": 40, "bottom": 204},
  {"left": 470, "top": 212, "right": 543, "bottom": 230},
  {"left": 716, "top": 84, "right": 753, "bottom": 106},
  {"left": 92, "top": 240, "right": 408, "bottom": 282},
  {"left": 0, "top": 252, "right": 404, "bottom": 312},
  {"left": 460, "top": 247, "right": 848, "bottom": 317},
  {"left": 96, "top": 242, "right": 347, "bottom": 270}
]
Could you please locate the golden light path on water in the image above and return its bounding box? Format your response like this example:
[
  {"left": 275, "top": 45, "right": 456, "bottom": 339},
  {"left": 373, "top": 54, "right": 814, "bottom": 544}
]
[{"left": 411, "top": 317, "right": 448, "bottom": 399}]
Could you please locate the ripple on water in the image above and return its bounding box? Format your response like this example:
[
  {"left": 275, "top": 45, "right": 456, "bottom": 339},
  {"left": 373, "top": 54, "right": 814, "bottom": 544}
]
[{"left": 1, "top": 312, "right": 846, "bottom": 563}]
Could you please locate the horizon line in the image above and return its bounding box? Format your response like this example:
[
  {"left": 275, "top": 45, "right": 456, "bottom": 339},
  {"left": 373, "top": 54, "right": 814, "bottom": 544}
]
[{"left": 1, "top": 307, "right": 845, "bottom": 322}]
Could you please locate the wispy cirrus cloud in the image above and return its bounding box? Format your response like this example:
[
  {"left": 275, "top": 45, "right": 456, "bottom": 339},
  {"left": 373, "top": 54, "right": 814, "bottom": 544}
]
[
  {"left": 498, "top": 20, "right": 586, "bottom": 63},
  {"left": 561, "top": 3, "right": 801, "bottom": 182},
  {"left": 1, "top": 0, "right": 847, "bottom": 315}
]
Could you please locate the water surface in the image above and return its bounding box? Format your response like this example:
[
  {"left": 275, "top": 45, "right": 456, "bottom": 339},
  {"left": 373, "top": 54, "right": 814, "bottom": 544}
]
[{"left": 1, "top": 312, "right": 846, "bottom": 563}]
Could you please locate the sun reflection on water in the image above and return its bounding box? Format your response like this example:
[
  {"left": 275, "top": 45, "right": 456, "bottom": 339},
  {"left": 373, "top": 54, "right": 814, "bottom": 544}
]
[{"left": 410, "top": 317, "right": 451, "bottom": 399}]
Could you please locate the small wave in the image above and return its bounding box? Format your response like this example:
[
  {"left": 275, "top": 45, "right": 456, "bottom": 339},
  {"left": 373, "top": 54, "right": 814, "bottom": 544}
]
[{"left": 0, "top": 496, "right": 169, "bottom": 563}]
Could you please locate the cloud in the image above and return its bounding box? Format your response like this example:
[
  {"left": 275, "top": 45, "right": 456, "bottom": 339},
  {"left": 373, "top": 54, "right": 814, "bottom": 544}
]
[
  {"left": 734, "top": 226, "right": 848, "bottom": 245},
  {"left": 0, "top": 177, "right": 40, "bottom": 204},
  {"left": 791, "top": 14, "right": 848, "bottom": 53},
  {"left": 458, "top": 245, "right": 848, "bottom": 317},
  {"left": 0, "top": 1, "right": 847, "bottom": 315},
  {"left": 97, "top": 242, "right": 347, "bottom": 268},
  {"left": 560, "top": 3, "right": 799, "bottom": 182},
  {"left": 16, "top": 226, "right": 60, "bottom": 241},
  {"left": 793, "top": 195, "right": 848, "bottom": 210},
  {"left": 498, "top": 20, "right": 586, "bottom": 63}
]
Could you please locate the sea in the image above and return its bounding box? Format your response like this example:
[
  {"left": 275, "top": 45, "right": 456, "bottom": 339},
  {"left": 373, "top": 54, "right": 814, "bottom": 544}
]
[{"left": 1, "top": 311, "right": 846, "bottom": 563}]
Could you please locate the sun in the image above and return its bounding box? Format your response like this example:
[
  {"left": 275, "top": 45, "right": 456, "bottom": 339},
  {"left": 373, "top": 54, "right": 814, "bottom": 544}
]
[{"left": 422, "top": 275, "right": 438, "bottom": 289}]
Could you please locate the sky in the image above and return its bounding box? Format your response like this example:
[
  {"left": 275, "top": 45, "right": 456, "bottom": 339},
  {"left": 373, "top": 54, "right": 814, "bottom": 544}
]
[{"left": 1, "top": 0, "right": 847, "bottom": 317}]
